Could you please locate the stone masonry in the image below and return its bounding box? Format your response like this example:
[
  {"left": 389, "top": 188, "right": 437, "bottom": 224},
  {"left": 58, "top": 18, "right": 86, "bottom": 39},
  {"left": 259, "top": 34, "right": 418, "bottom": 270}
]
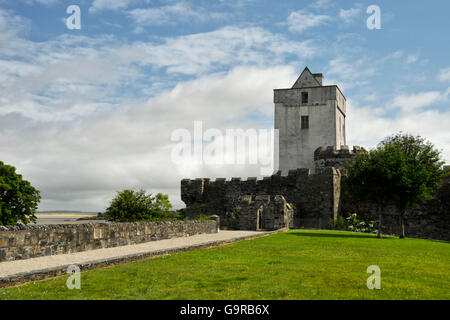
[
  {"left": 0, "top": 220, "right": 218, "bottom": 262},
  {"left": 314, "top": 145, "right": 365, "bottom": 174},
  {"left": 182, "top": 167, "right": 341, "bottom": 230},
  {"left": 239, "top": 195, "right": 294, "bottom": 231}
]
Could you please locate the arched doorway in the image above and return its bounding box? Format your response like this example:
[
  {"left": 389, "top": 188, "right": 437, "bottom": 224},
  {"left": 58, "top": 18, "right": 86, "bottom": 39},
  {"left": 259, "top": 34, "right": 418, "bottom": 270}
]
[{"left": 256, "top": 206, "right": 264, "bottom": 230}]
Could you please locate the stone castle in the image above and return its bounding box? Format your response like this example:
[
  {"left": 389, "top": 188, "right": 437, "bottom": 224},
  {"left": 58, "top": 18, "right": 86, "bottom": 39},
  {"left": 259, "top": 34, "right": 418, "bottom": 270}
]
[{"left": 181, "top": 67, "right": 450, "bottom": 240}]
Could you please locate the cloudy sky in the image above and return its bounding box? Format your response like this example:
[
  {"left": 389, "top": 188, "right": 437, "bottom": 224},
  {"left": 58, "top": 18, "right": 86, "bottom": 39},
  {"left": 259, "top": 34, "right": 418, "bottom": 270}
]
[{"left": 0, "top": 0, "right": 449, "bottom": 211}]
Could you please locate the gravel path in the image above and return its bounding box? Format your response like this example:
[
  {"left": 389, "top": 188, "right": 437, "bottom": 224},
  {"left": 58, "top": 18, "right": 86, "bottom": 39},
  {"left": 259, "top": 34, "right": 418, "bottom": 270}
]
[{"left": 0, "top": 230, "right": 270, "bottom": 279}]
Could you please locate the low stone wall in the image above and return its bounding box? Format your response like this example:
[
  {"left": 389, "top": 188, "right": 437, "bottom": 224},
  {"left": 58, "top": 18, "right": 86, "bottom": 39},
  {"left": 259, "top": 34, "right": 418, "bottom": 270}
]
[{"left": 0, "top": 219, "right": 219, "bottom": 262}]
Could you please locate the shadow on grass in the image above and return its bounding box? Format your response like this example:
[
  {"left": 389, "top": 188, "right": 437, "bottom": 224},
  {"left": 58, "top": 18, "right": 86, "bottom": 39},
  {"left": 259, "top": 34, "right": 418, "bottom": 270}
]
[{"left": 286, "top": 230, "right": 391, "bottom": 240}]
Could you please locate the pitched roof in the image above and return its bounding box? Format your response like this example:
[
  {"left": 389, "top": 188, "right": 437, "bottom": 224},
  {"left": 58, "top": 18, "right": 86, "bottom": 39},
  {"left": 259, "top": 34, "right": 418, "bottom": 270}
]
[{"left": 292, "top": 67, "right": 322, "bottom": 88}]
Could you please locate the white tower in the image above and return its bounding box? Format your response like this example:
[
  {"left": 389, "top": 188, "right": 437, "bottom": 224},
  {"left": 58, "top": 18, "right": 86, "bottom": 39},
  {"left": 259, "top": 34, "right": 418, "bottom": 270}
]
[{"left": 274, "top": 67, "right": 347, "bottom": 173}]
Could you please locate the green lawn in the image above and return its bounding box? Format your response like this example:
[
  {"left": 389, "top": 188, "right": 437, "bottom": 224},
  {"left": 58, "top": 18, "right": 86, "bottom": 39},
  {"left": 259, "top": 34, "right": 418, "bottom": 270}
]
[{"left": 1, "top": 230, "right": 449, "bottom": 300}]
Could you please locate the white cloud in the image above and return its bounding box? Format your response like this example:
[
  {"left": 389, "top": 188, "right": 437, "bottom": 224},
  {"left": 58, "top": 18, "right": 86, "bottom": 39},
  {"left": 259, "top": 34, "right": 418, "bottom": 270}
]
[
  {"left": 34, "top": 0, "right": 57, "bottom": 5},
  {"left": 111, "top": 26, "right": 317, "bottom": 75},
  {"left": 8, "top": 0, "right": 59, "bottom": 5},
  {"left": 126, "top": 2, "right": 225, "bottom": 28},
  {"left": 0, "top": 9, "right": 314, "bottom": 210},
  {"left": 347, "top": 99, "right": 450, "bottom": 165},
  {"left": 326, "top": 56, "right": 376, "bottom": 90},
  {"left": 286, "top": 9, "right": 332, "bottom": 33},
  {"left": 0, "top": 8, "right": 31, "bottom": 43},
  {"left": 309, "top": 0, "right": 334, "bottom": 10},
  {"left": 439, "top": 67, "right": 450, "bottom": 82},
  {"left": 406, "top": 54, "right": 419, "bottom": 64},
  {"left": 339, "top": 8, "right": 361, "bottom": 23},
  {"left": 1, "top": 66, "right": 297, "bottom": 211},
  {"left": 364, "top": 93, "right": 378, "bottom": 102},
  {"left": 89, "top": 0, "right": 139, "bottom": 13},
  {"left": 391, "top": 91, "right": 445, "bottom": 111}
]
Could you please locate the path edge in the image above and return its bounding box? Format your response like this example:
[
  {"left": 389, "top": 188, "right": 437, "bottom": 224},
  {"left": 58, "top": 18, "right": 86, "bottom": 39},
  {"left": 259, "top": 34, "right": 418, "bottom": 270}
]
[{"left": 0, "top": 229, "right": 287, "bottom": 289}]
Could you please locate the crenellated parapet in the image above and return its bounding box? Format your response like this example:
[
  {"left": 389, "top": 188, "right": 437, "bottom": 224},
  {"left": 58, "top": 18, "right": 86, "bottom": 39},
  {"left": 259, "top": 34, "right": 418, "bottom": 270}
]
[
  {"left": 181, "top": 167, "right": 341, "bottom": 229},
  {"left": 314, "top": 145, "right": 366, "bottom": 174}
]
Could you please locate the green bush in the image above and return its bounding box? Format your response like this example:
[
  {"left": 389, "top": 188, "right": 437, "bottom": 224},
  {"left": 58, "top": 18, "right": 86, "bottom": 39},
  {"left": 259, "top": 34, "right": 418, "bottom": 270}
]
[
  {"left": 196, "top": 214, "right": 212, "bottom": 221},
  {"left": 329, "top": 213, "right": 377, "bottom": 234},
  {"left": 328, "top": 216, "right": 346, "bottom": 230},
  {"left": 105, "top": 190, "right": 172, "bottom": 222},
  {"left": 0, "top": 161, "right": 41, "bottom": 226},
  {"left": 166, "top": 208, "right": 187, "bottom": 221}
]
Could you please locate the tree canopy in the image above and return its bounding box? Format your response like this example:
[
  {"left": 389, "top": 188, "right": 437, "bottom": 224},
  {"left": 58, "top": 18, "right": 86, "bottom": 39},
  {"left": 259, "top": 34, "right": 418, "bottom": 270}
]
[
  {"left": 105, "top": 189, "right": 173, "bottom": 222},
  {"left": 0, "top": 161, "right": 41, "bottom": 226},
  {"left": 346, "top": 133, "right": 445, "bottom": 238}
]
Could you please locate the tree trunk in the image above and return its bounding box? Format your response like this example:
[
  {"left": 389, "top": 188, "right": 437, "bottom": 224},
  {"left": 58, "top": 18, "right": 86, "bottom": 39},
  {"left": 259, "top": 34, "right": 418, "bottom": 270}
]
[
  {"left": 399, "top": 208, "right": 406, "bottom": 239},
  {"left": 377, "top": 206, "right": 382, "bottom": 239}
]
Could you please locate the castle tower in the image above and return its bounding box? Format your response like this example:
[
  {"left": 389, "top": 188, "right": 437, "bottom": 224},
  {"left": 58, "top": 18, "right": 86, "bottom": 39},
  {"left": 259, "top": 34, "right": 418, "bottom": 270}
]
[{"left": 274, "top": 67, "right": 347, "bottom": 173}]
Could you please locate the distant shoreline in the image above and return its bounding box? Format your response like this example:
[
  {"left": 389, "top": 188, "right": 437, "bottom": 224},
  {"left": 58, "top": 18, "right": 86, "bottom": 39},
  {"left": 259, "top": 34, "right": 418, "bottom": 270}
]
[
  {"left": 36, "top": 213, "right": 98, "bottom": 219},
  {"left": 37, "top": 211, "right": 98, "bottom": 214}
]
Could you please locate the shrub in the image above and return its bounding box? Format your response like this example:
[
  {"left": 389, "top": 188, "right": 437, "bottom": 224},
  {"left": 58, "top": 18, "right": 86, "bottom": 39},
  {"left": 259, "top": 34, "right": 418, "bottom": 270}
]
[
  {"left": 196, "top": 214, "right": 212, "bottom": 221},
  {"left": 328, "top": 216, "right": 346, "bottom": 230},
  {"left": 105, "top": 190, "right": 172, "bottom": 222},
  {"left": 329, "top": 213, "right": 377, "bottom": 234},
  {"left": 345, "top": 213, "right": 377, "bottom": 234},
  {"left": 0, "top": 161, "right": 41, "bottom": 226},
  {"left": 166, "top": 208, "right": 187, "bottom": 221}
]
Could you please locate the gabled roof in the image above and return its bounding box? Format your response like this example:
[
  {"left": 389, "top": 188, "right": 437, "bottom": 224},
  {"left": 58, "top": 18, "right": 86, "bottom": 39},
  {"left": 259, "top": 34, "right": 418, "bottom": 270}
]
[{"left": 292, "top": 67, "right": 322, "bottom": 88}]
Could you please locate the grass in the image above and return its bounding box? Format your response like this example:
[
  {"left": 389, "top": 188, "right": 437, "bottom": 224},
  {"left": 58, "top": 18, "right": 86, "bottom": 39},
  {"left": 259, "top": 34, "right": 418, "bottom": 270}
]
[{"left": 0, "top": 230, "right": 449, "bottom": 300}]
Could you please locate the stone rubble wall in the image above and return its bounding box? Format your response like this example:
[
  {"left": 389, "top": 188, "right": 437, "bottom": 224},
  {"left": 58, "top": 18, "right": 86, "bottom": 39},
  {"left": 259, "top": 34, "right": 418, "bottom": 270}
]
[
  {"left": 239, "top": 195, "right": 294, "bottom": 231},
  {"left": 0, "top": 219, "right": 219, "bottom": 262},
  {"left": 181, "top": 167, "right": 341, "bottom": 230},
  {"left": 341, "top": 178, "right": 450, "bottom": 241},
  {"left": 181, "top": 144, "right": 449, "bottom": 241},
  {"left": 314, "top": 145, "right": 364, "bottom": 174}
]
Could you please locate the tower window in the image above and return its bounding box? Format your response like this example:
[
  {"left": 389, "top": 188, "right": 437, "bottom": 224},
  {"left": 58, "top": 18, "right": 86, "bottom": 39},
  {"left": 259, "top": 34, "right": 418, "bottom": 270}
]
[
  {"left": 301, "top": 116, "right": 309, "bottom": 129},
  {"left": 301, "top": 92, "right": 308, "bottom": 104}
]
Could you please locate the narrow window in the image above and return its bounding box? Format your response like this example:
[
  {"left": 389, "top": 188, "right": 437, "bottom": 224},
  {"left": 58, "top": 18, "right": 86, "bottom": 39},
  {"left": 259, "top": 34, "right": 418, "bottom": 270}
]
[
  {"left": 301, "top": 116, "right": 309, "bottom": 129},
  {"left": 301, "top": 92, "right": 308, "bottom": 104}
]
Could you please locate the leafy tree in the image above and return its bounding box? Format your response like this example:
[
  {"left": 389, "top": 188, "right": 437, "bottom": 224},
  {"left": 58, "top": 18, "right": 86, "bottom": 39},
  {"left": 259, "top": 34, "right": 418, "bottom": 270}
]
[
  {"left": 0, "top": 161, "right": 41, "bottom": 226},
  {"left": 105, "top": 189, "right": 172, "bottom": 222},
  {"left": 346, "top": 133, "right": 445, "bottom": 238},
  {"left": 345, "top": 149, "right": 391, "bottom": 238}
]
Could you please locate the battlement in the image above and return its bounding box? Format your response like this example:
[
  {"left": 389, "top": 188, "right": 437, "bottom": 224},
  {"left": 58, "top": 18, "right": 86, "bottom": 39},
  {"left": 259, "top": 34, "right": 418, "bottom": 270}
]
[
  {"left": 181, "top": 167, "right": 341, "bottom": 230},
  {"left": 314, "top": 145, "right": 365, "bottom": 161},
  {"left": 314, "top": 146, "right": 365, "bottom": 174},
  {"left": 181, "top": 167, "right": 338, "bottom": 189}
]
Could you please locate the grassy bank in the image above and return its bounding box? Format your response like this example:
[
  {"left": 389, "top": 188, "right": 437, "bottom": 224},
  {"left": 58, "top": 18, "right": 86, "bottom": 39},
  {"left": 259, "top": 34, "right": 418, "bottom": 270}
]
[{"left": 1, "top": 230, "right": 448, "bottom": 300}]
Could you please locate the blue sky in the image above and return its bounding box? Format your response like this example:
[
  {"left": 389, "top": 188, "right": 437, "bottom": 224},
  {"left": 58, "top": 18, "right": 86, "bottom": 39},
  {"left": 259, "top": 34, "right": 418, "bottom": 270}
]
[{"left": 0, "top": 0, "right": 449, "bottom": 211}]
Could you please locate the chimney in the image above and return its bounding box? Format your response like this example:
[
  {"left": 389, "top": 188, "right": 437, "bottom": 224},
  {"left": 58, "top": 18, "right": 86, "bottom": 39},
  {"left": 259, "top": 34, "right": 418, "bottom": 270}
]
[{"left": 313, "top": 73, "right": 323, "bottom": 86}]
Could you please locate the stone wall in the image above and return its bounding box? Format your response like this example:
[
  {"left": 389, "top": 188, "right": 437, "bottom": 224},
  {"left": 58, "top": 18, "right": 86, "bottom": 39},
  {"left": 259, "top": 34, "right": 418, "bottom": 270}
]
[
  {"left": 341, "top": 175, "right": 450, "bottom": 241},
  {"left": 180, "top": 144, "right": 449, "bottom": 241},
  {"left": 314, "top": 145, "right": 364, "bottom": 174},
  {"left": 0, "top": 219, "right": 219, "bottom": 262},
  {"left": 181, "top": 167, "right": 341, "bottom": 229},
  {"left": 239, "top": 195, "right": 294, "bottom": 231}
]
